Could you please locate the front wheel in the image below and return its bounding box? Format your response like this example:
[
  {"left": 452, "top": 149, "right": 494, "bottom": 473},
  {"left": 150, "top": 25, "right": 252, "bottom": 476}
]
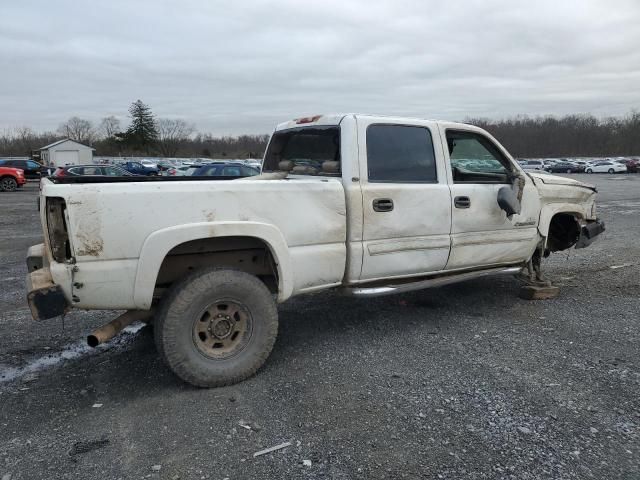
[
  {"left": 0, "top": 176, "right": 18, "bottom": 192},
  {"left": 154, "top": 268, "right": 278, "bottom": 387},
  {"left": 608, "top": 168, "right": 615, "bottom": 174},
  {"left": 566, "top": 169, "right": 572, "bottom": 173},
  {"left": 586, "top": 169, "right": 593, "bottom": 173}
]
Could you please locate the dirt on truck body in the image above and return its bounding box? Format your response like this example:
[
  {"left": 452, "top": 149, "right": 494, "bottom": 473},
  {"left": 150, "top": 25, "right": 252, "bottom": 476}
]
[{"left": 27, "top": 114, "right": 604, "bottom": 387}]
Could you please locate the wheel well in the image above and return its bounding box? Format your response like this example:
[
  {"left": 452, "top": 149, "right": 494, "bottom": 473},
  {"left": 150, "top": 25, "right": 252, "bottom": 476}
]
[
  {"left": 546, "top": 213, "right": 581, "bottom": 252},
  {"left": 153, "top": 236, "right": 279, "bottom": 298}
]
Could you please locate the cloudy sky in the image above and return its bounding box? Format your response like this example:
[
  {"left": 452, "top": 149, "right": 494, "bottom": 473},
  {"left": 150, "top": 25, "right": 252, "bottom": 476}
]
[{"left": 1, "top": 0, "right": 639, "bottom": 135}]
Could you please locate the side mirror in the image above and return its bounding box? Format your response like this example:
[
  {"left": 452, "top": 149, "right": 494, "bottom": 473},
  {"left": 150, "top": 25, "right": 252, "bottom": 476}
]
[{"left": 497, "top": 185, "right": 521, "bottom": 217}]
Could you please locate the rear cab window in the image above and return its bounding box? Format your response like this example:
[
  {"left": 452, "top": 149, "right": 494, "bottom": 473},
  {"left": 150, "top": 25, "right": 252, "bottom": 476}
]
[{"left": 263, "top": 126, "right": 341, "bottom": 176}]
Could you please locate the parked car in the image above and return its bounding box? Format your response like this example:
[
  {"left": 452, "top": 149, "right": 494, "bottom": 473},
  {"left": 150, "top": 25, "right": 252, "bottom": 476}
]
[
  {"left": 521, "top": 159, "right": 545, "bottom": 171},
  {"left": 0, "top": 166, "right": 26, "bottom": 191},
  {"left": 622, "top": 159, "right": 639, "bottom": 173},
  {"left": 165, "top": 165, "right": 198, "bottom": 176},
  {"left": 141, "top": 159, "right": 158, "bottom": 168},
  {"left": 0, "top": 159, "right": 46, "bottom": 179},
  {"left": 26, "top": 114, "right": 607, "bottom": 388},
  {"left": 569, "top": 160, "right": 592, "bottom": 170},
  {"left": 192, "top": 162, "right": 260, "bottom": 177},
  {"left": 610, "top": 159, "right": 638, "bottom": 173},
  {"left": 585, "top": 161, "right": 627, "bottom": 174},
  {"left": 53, "top": 164, "right": 136, "bottom": 177},
  {"left": 546, "top": 162, "right": 585, "bottom": 173},
  {"left": 120, "top": 161, "right": 159, "bottom": 176},
  {"left": 156, "top": 160, "right": 181, "bottom": 173}
]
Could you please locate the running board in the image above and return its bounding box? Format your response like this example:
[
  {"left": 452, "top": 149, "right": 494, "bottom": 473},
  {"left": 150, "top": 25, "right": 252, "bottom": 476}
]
[{"left": 341, "top": 266, "right": 523, "bottom": 297}]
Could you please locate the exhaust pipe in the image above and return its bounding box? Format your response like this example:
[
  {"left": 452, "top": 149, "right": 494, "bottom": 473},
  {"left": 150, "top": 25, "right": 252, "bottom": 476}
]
[{"left": 87, "top": 310, "right": 153, "bottom": 347}]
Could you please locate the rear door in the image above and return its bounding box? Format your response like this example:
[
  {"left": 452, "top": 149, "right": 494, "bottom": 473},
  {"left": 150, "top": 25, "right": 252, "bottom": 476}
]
[{"left": 357, "top": 117, "right": 452, "bottom": 281}]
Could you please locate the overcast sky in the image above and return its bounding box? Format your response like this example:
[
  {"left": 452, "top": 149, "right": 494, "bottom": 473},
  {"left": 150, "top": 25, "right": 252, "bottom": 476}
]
[{"left": 1, "top": 0, "right": 639, "bottom": 135}]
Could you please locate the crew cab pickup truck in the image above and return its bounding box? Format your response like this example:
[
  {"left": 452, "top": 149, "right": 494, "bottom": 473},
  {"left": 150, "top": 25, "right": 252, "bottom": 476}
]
[{"left": 26, "top": 114, "right": 604, "bottom": 387}]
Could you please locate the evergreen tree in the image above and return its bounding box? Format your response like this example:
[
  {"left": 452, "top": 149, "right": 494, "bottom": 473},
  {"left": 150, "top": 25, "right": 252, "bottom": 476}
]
[{"left": 125, "top": 100, "right": 158, "bottom": 152}]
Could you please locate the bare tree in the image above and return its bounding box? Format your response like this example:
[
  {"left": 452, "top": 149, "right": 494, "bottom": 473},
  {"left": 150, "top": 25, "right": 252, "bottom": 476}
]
[
  {"left": 58, "top": 116, "right": 96, "bottom": 145},
  {"left": 156, "top": 118, "right": 195, "bottom": 156},
  {"left": 99, "top": 116, "right": 121, "bottom": 139}
]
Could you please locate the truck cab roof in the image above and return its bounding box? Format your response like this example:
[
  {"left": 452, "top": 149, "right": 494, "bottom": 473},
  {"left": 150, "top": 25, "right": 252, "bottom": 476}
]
[{"left": 274, "top": 113, "right": 471, "bottom": 132}]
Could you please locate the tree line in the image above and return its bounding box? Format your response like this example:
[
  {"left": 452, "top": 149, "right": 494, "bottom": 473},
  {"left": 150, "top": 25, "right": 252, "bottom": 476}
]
[
  {"left": 1, "top": 105, "right": 639, "bottom": 159},
  {"left": 466, "top": 111, "right": 640, "bottom": 158},
  {"left": 0, "top": 100, "right": 269, "bottom": 159}
]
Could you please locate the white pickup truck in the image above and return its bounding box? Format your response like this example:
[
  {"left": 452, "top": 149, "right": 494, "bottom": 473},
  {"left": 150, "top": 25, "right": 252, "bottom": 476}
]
[{"left": 26, "top": 114, "right": 604, "bottom": 387}]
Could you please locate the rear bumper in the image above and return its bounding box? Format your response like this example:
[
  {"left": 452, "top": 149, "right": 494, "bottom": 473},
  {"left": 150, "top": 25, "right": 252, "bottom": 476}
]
[
  {"left": 576, "top": 218, "right": 605, "bottom": 249},
  {"left": 25, "top": 243, "right": 70, "bottom": 320}
]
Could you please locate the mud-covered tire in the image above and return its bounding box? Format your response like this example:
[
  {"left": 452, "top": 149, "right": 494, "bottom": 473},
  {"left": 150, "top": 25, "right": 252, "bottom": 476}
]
[
  {"left": 154, "top": 268, "right": 278, "bottom": 387},
  {"left": 0, "top": 176, "right": 18, "bottom": 192}
]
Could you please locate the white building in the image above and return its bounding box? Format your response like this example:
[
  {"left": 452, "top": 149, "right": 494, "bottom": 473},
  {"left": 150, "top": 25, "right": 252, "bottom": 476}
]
[{"left": 40, "top": 139, "right": 95, "bottom": 167}]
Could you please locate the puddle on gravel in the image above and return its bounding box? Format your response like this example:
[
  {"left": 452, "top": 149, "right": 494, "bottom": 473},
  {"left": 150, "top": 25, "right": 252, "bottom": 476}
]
[{"left": 0, "top": 323, "right": 145, "bottom": 384}]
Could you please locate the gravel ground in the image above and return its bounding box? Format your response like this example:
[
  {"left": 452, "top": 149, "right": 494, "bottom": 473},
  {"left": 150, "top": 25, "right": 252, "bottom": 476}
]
[{"left": 0, "top": 175, "right": 638, "bottom": 480}]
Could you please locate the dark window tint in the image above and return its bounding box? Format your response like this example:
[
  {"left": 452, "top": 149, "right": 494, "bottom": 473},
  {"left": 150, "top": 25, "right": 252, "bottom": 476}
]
[
  {"left": 263, "top": 126, "right": 340, "bottom": 176},
  {"left": 220, "top": 166, "right": 242, "bottom": 176},
  {"left": 195, "top": 165, "right": 220, "bottom": 176},
  {"left": 366, "top": 125, "right": 437, "bottom": 183}
]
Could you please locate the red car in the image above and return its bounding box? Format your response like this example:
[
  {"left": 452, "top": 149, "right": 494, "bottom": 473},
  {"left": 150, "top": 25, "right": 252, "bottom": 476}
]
[{"left": 0, "top": 166, "right": 26, "bottom": 192}]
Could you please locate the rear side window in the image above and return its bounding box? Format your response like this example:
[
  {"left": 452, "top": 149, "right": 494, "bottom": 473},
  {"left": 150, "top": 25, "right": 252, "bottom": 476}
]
[
  {"left": 220, "top": 166, "right": 241, "bottom": 176},
  {"left": 366, "top": 125, "right": 437, "bottom": 183}
]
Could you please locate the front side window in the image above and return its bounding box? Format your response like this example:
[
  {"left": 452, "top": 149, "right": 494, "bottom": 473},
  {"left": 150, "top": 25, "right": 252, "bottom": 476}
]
[
  {"left": 446, "top": 130, "right": 513, "bottom": 183},
  {"left": 263, "top": 126, "right": 340, "bottom": 176},
  {"left": 366, "top": 124, "right": 437, "bottom": 183}
]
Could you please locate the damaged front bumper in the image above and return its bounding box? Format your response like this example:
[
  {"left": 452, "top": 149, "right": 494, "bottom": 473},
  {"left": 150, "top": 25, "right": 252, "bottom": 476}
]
[
  {"left": 25, "top": 243, "right": 70, "bottom": 320},
  {"left": 576, "top": 218, "right": 606, "bottom": 249}
]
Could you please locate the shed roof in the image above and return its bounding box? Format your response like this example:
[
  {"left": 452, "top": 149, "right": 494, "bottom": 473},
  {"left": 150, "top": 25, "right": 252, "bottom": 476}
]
[{"left": 40, "top": 138, "right": 95, "bottom": 151}]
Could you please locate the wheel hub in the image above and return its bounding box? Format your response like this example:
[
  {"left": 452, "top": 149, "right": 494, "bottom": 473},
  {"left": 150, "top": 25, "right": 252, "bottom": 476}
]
[
  {"left": 192, "top": 300, "right": 252, "bottom": 359},
  {"left": 210, "top": 315, "right": 233, "bottom": 339}
]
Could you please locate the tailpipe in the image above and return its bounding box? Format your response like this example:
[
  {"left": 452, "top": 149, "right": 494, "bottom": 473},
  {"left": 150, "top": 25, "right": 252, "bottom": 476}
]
[{"left": 87, "top": 310, "right": 154, "bottom": 347}]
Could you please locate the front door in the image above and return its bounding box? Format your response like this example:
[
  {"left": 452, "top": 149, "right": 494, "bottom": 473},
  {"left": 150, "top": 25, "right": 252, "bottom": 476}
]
[
  {"left": 439, "top": 126, "right": 540, "bottom": 270},
  {"left": 358, "top": 117, "right": 452, "bottom": 281}
]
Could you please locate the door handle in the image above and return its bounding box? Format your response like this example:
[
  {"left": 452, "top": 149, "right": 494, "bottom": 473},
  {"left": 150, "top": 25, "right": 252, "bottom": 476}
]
[
  {"left": 372, "top": 198, "right": 394, "bottom": 212},
  {"left": 454, "top": 196, "right": 471, "bottom": 209}
]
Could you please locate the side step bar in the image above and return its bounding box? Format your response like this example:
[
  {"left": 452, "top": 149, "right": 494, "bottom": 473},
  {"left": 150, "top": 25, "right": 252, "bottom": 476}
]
[{"left": 341, "top": 266, "right": 523, "bottom": 297}]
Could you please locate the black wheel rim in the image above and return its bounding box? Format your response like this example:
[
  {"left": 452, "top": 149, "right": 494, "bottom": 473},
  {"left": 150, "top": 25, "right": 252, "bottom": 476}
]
[{"left": 1, "top": 178, "right": 16, "bottom": 191}]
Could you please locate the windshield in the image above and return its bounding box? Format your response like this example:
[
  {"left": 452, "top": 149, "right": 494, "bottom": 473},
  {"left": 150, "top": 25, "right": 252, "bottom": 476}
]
[{"left": 263, "top": 126, "right": 340, "bottom": 176}]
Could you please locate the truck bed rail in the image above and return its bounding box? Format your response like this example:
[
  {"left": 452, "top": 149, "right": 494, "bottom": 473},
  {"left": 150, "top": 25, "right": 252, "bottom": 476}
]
[{"left": 46, "top": 175, "right": 244, "bottom": 184}]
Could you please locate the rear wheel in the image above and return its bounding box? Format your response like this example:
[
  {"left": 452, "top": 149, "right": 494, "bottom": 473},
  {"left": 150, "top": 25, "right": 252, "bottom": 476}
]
[
  {"left": 154, "top": 268, "right": 278, "bottom": 387},
  {"left": 566, "top": 169, "right": 572, "bottom": 173},
  {"left": 0, "top": 176, "right": 17, "bottom": 192},
  {"left": 586, "top": 168, "right": 593, "bottom": 173},
  {"left": 608, "top": 168, "right": 615, "bottom": 174}
]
